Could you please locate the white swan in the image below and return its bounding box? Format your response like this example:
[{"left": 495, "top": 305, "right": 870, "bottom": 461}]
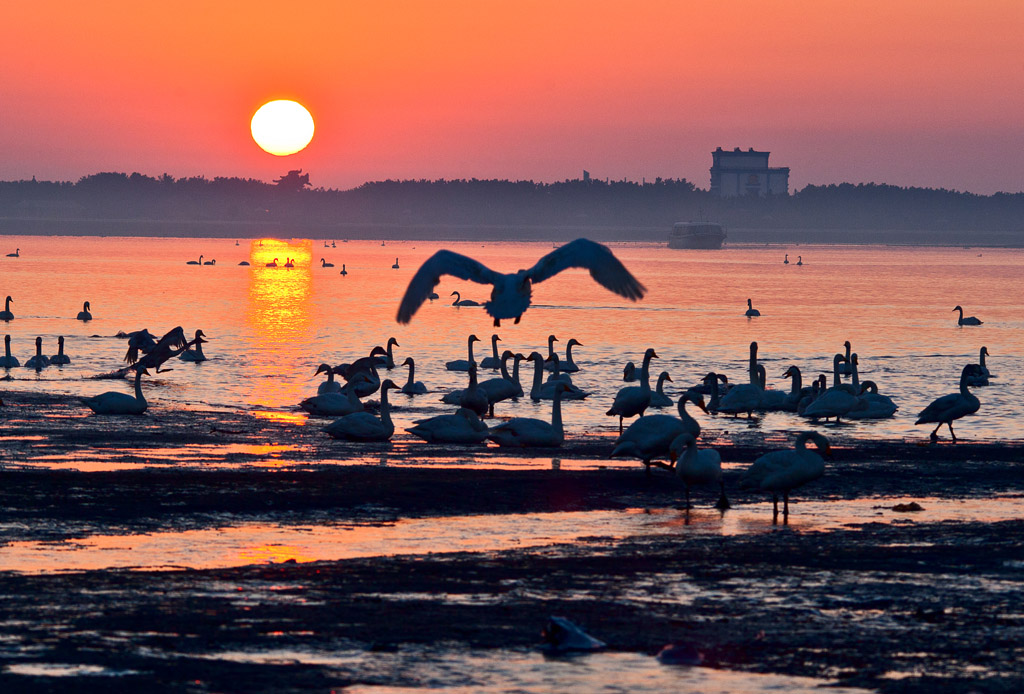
[
  {"left": 24, "top": 337, "right": 50, "bottom": 370},
  {"left": 0, "top": 295, "right": 13, "bottom": 321},
  {"left": 561, "top": 338, "right": 583, "bottom": 373},
  {"left": 315, "top": 362, "right": 342, "bottom": 394},
  {"left": 745, "top": 298, "right": 760, "bottom": 317},
  {"left": 529, "top": 352, "right": 588, "bottom": 401},
  {"left": 49, "top": 336, "right": 71, "bottom": 365},
  {"left": 649, "top": 371, "right": 673, "bottom": 408},
  {"left": 966, "top": 346, "right": 991, "bottom": 386},
  {"left": 838, "top": 340, "right": 854, "bottom": 376},
  {"left": 610, "top": 391, "right": 707, "bottom": 472},
  {"left": 84, "top": 368, "right": 150, "bottom": 415},
  {"left": 180, "top": 329, "right": 208, "bottom": 362},
  {"left": 915, "top": 364, "right": 981, "bottom": 443},
  {"left": 848, "top": 380, "right": 898, "bottom": 419},
  {"left": 406, "top": 407, "right": 489, "bottom": 444},
  {"left": 397, "top": 238, "right": 645, "bottom": 327},
  {"left": 543, "top": 336, "right": 583, "bottom": 374},
  {"left": 606, "top": 348, "right": 658, "bottom": 432},
  {"left": 446, "top": 334, "right": 479, "bottom": 371},
  {"left": 478, "top": 350, "right": 522, "bottom": 416},
  {"left": 400, "top": 356, "right": 428, "bottom": 395},
  {"left": 186, "top": 255, "right": 203, "bottom": 265},
  {"left": 1, "top": 334, "right": 20, "bottom": 368},
  {"left": 449, "top": 291, "right": 481, "bottom": 307},
  {"left": 953, "top": 305, "right": 982, "bottom": 326},
  {"left": 717, "top": 342, "right": 764, "bottom": 417},
  {"left": 300, "top": 387, "right": 364, "bottom": 417},
  {"left": 487, "top": 382, "right": 571, "bottom": 448},
  {"left": 380, "top": 337, "right": 400, "bottom": 369},
  {"left": 669, "top": 433, "right": 727, "bottom": 510},
  {"left": 479, "top": 334, "right": 502, "bottom": 369},
  {"left": 321, "top": 258, "right": 334, "bottom": 268},
  {"left": 741, "top": 431, "right": 829, "bottom": 523},
  {"left": 802, "top": 354, "right": 859, "bottom": 421},
  {"left": 77, "top": 301, "right": 92, "bottom": 321},
  {"left": 392, "top": 257, "right": 400, "bottom": 269},
  {"left": 324, "top": 379, "right": 399, "bottom": 441}
]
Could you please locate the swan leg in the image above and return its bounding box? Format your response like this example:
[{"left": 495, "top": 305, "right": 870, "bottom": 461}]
[
  {"left": 783, "top": 491, "right": 790, "bottom": 520},
  {"left": 493, "top": 318, "right": 501, "bottom": 327},
  {"left": 948, "top": 422, "right": 958, "bottom": 443},
  {"left": 684, "top": 485, "right": 691, "bottom": 511},
  {"left": 618, "top": 416, "right": 624, "bottom": 435},
  {"left": 514, "top": 316, "right": 520, "bottom": 325},
  {"left": 930, "top": 423, "right": 943, "bottom": 441},
  {"left": 684, "top": 505, "right": 691, "bottom": 526},
  {"left": 716, "top": 482, "right": 731, "bottom": 511},
  {"left": 772, "top": 494, "right": 779, "bottom": 524},
  {"left": 488, "top": 403, "right": 495, "bottom": 418}
]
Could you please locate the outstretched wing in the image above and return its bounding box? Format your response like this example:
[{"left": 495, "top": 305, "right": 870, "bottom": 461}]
[
  {"left": 526, "top": 238, "right": 645, "bottom": 301},
  {"left": 396, "top": 250, "right": 501, "bottom": 324}
]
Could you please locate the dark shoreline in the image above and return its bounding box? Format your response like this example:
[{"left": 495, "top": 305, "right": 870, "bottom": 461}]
[{"left": 2, "top": 390, "right": 1024, "bottom": 692}]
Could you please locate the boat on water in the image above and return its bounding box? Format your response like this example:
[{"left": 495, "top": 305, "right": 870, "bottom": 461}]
[{"left": 668, "top": 221, "right": 727, "bottom": 249}]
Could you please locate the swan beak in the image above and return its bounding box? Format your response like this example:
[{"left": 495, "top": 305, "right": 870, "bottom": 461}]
[
  {"left": 665, "top": 374, "right": 673, "bottom": 382},
  {"left": 824, "top": 445, "right": 833, "bottom": 458},
  {"left": 695, "top": 397, "right": 708, "bottom": 413}
]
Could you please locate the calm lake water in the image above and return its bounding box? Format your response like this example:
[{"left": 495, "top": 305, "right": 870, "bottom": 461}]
[{"left": 0, "top": 235, "right": 1021, "bottom": 442}]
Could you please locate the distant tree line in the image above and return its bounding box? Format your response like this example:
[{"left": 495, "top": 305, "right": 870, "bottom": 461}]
[{"left": 1, "top": 172, "right": 1022, "bottom": 234}]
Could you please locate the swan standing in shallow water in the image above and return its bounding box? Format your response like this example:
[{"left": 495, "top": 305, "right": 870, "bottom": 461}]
[
  {"left": 25, "top": 337, "right": 50, "bottom": 370},
  {"left": 50, "top": 336, "right": 71, "bottom": 365},
  {"left": 607, "top": 348, "right": 658, "bottom": 433},
  {"left": 324, "top": 379, "right": 399, "bottom": 441},
  {"left": 478, "top": 351, "right": 523, "bottom": 416},
  {"left": 915, "top": 364, "right": 981, "bottom": 443},
  {"left": 397, "top": 238, "right": 645, "bottom": 327},
  {"left": 77, "top": 301, "right": 92, "bottom": 321},
  {"left": 1, "top": 335, "right": 20, "bottom": 368},
  {"left": 717, "top": 342, "right": 764, "bottom": 417},
  {"left": 84, "top": 368, "right": 150, "bottom": 414},
  {"left": 802, "top": 354, "right": 859, "bottom": 422},
  {"left": 487, "top": 382, "right": 571, "bottom": 448},
  {"left": 741, "top": 431, "right": 830, "bottom": 524},
  {"left": 745, "top": 298, "right": 760, "bottom": 317},
  {"left": 300, "top": 386, "right": 364, "bottom": 417},
  {"left": 0, "top": 296, "right": 13, "bottom": 321},
  {"left": 610, "top": 391, "right": 707, "bottom": 472},
  {"left": 953, "top": 305, "right": 982, "bottom": 326},
  {"left": 669, "top": 434, "right": 728, "bottom": 511}
]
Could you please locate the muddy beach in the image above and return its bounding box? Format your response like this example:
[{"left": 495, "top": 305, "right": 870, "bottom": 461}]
[{"left": 2, "top": 389, "right": 1024, "bottom": 692}]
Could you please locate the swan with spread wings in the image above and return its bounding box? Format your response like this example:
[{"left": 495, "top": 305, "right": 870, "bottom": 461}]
[{"left": 396, "top": 238, "right": 646, "bottom": 326}]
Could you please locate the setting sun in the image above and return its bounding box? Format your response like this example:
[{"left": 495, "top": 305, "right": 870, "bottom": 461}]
[{"left": 250, "top": 100, "right": 314, "bottom": 156}]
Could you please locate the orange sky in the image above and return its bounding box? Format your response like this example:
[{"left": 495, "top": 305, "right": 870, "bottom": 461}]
[{"left": 2, "top": 1, "right": 1022, "bottom": 193}]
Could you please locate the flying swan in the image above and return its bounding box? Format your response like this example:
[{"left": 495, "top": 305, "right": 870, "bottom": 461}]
[{"left": 396, "top": 238, "right": 645, "bottom": 326}]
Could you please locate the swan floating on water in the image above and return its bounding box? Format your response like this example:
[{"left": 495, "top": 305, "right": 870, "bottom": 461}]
[
  {"left": 49, "top": 336, "right": 71, "bottom": 365},
  {"left": 321, "top": 258, "right": 334, "bottom": 268},
  {"left": 314, "top": 362, "right": 342, "bottom": 394},
  {"left": 449, "top": 291, "right": 481, "bottom": 307},
  {"left": 848, "top": 380, "right": 898, "bottom": 419},
  {"left": 649, "top": 371, "right": 673, "bottom": 408},
  {"left": 397, "top": 238, "right": 645, "bottom": 327},
  {"left": 284, "top": 258, "right": 295, "bottom": 268},
  {"left": 77, "top": 301, "right": 92, "bottom": 321},
  {"left": 1, "top": 335, "right": 20, "bottom": 368},
  {"left": 784, "top": 253, "right": 789, "bottom": 264},
  {"left": 203, "top": 258, "right": 216, "bottom": 265},
  {"left": 6, "top": 248, "right": 19, "bottom": 258},
  {"left": 745, "top": 298, "right": 760, "bottom": 317},
  {"left": 266, "top": 258, "right": 279, "bottom": 267},
  {"left": 802, "top": 354, "right": 859, "bottom": 422},
  {"left": 340, "top": 264, "right": 347, "bottom": 275},
  {"left": 392, "top": 257, "right": 399, "bottom": 269},
  {"left": 741, "top": 431, "right": 830, "bottom": 524},
  {"left": 84, "top": 367, "right": 151, "bottom": 415},
  {"left": 479, "top": 334, "right": 502, "bottom": 369},
  {"left": 25, "top": 337, "right": 50, "bottom": 370},
  {"left": 0, "top": 296, "right": 13, "bottom": 321},
  {"left": 446, "top": 334, "right": 480, "bottom": 371},
  {"left": 915, "top": 364, "right": 981, "bottom": 443},
  {"left": 796, "top": 255, "right": 803, "bottom": 265},
  {"left": 953, "top": 305, "right": 982, "bottom": 326},
  {"left": 966, "top": 346, "right": 991, "bottom": 386},
  {"left": 399, "top": 357, "right": 428, "bottom": 395},
  {"left": 180, "top": 329, "right": 208, "bottom": 362},
  {"left": 239, "top": 261, "right": 250, "bottom": 266},
  {"left": 186, "top": 255, "right": 203, "bottom": 265}
]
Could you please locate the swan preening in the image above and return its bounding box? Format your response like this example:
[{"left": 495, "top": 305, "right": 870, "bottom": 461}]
[
  {"left": 77, "top": 301, "right": 92, "bottom": 321},
  {"left": 741, "top": 431, "right": 829, "bottom": 523},
  {"left": 915, "top": 364, "right": 981, "bottom": 443},
  {"left": 953, "top": 305, "right": 982, "bottom": 326},
  {"left": 396, "top": 238, "right": 645, "bottom": 327}
]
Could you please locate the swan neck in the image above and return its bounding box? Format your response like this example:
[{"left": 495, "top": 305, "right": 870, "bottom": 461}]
[
  {"left": 405, "top": 361, "right": 415, "bottom": 386},
  {"left": 790, "top": 369, "right": 802, "bottom": 393},
  {"left": 134, "top": 371, "right": 146, "bottom": 404},
  {"left": 499, "top": 356, "right": 511, "bottom": 381},
  {"left": 379, "top": 388, "right": 392, "bottom": 425}
]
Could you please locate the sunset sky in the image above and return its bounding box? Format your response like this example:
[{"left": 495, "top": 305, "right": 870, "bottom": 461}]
[{"left": 2, "top": 1, "right": 1021, "bottom": 193}]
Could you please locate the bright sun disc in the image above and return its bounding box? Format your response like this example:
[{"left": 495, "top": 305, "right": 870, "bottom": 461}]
[{"left": 250, "top": 100, "right": 315, "bottom": 156}]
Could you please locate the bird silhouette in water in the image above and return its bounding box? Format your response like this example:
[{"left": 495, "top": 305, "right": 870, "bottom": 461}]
[{"left": 396, "top": 238, "right": 645, "bottom": 327}]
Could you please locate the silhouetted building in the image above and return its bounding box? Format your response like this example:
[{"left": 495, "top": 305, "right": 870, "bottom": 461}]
[{"left": 710, "top": 148, "right": 789, "bottom": 197}]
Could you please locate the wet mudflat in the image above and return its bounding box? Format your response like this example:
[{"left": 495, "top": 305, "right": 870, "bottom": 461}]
[{"left": 2, "top": 391, "right": 1024, "bottom": 692}]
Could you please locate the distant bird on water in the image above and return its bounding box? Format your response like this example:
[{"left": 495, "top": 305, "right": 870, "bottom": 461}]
[
  {"left": 745, "top": 298, "right": 760, "bottom": 317},
  {"left": 77, "top": 301, "right": 92, "bottom": 321},
  {"left": 397, "top": 238, "right": 645, "bottom": 327},
  {"left": 186, "top": 255, "right": 203, "bottom": 265},
  {"left": 25, "top": 337, "right": 50, "bottom": 370},
  {"left": 1, "top": 296, "right": 13, "bottom": 321},
  {"left": 266, "top": 258, "right": 279, "bottom": 267},
  {"left": 321, "top": 258, "right": 334, "bottom": 268},
  {"left": 784, "top": 253, "right": 789, "bottom": 264},
  {"left": 50, "top": 336, "right": 71, "bottom": 365},
  {"left": 340, "top": 264, "right": 348, "bottom": 275},
  {"left": 392, "top": 257, "right": 400, "bottom": 269},
  {"left": 953, "top": 305, "right": 982, "bottom": 326},
  {"left": 203, "top": 258, "right": 216, "bottom": 265},
  {"left": 6, "top": 248, "right": 19, "bottom": 258},
  {"left": 1, "top": 334, "right": 20, "bottom": 368},
  {"left": 796, "top": 255, "right": 803, "bottom": 265}
]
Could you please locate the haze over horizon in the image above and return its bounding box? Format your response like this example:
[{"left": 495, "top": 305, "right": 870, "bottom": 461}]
[{"left": 3, "top": 1, "right": 1022, "bottom": 195}]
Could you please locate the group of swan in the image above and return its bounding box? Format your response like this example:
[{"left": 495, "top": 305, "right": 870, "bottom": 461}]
[
  {"left": 2, "top": 335, "right": 73, "bottom": 369},
  {"left": 185, "top": 255, "right": 216, "bottom": 265},
  {"left": 396, "top": 238, "right": 645, "bottom": 327}
]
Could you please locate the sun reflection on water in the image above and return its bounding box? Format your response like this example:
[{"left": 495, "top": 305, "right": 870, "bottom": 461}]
[{"left": 246, "top": 239, "right": 315, "bottom": 419}]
